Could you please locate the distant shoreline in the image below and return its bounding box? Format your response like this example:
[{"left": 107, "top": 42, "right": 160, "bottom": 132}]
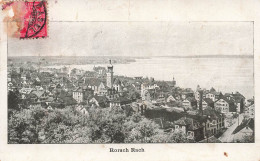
[
  {"left": 8, "top": 55, "right": 253, "bottom": 58},
  {"left": 154, "top": 55, "right": 253, "bottom": 58}
]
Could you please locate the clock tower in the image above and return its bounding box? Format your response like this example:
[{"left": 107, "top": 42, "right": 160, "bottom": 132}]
[{"left": 107, "top": 60, "right": 113, "bottom": 89}]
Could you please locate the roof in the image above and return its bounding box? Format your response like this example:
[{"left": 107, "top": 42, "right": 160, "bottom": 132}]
[
  {"left": 232, "top": 92, "right": 245, "bottom": 99},
  {"left": 112, "top": 96, "right": 132, "bottom": 104},
  {"left": 207, "top": 90, "right": 220, "bottom": 96},
  {"left": 174, "top": 117, "right": 203, "bottom": 130},
  {"left": 92, "top": 95, "right": 108, "bottom": 103},
  {"left": 185, "top": 97, "right": 197, "bottom": 102},
  {"left": 203, "top": 109, "right": 223, "bottom": 119},
  {"left": 84, "top": 78, "right": 105, "bottom": 86},
  {"left": 216, "top": 97, "right": 233, "bottom": 104},
  {"left": 113, "top": 78, "right": 122, "bottom": 85},
  {"left": 203, "top": 98, "right": 214, "bottom": 104},
  {"left": 232, "top": 96, "right": 244, "bottom": 103},
  {"left": 232, "top": 118, "right": 254, "bottom": 134},
  {"left": 209, "top": 87, "right": 216, "bottom": 93},
  {"left": 20, "top": 88, "right": 34, "bottom": 94},
  {"left": 73, "top": 86, "right": 93, "bottom": 92},
  {"left": 175, "top": 117, "right": 193, "bottom": 125},
  {"left": 31, "top": 90, "right": 45, "bottom": 98}
]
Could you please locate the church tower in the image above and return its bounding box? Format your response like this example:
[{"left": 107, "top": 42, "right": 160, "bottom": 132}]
[
  {"left": 173, "top": 76, "right": 176, "bottom": 87},
  {"left": 107, "top": 60, "right": 113, "bottom": 88}
]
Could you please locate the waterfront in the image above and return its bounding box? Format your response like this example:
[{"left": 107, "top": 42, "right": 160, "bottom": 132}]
[{"left": 47, "top": 57, "right": 254, "bottom": 99}]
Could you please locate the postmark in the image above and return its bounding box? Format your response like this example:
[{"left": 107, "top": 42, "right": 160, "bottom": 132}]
[
  {"left": 20, "top": 1, "right": 47, "bottom": 38},
  {"left": 2, "top": 0, "right": 48, "bottom": 39}
]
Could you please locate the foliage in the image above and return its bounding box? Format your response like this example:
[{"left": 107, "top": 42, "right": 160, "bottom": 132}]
[
  {"left": 8, "top": 105, "right": 192, "bottom": 143},
  {"left": 8, "top": 90, "right": 20, "bottom": 110}
]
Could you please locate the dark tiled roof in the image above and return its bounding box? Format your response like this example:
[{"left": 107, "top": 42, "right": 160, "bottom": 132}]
[
  {"left": 84, "top": 78, "right": 105, "bottom": 86},
  {"left": 73, "top": 87, "right": 93, "bottom": 92},
  {"left": 232, "top": 96, "right": 244, "bottom": 103},
  {"left": 209, "top": 87, "right": 216, "bottom": 93},
  {"left": 203, "top": 109, "right": 222, "bottom": 119},
  {"left": 203, "top": 98, "right": 214, "bottom": 104},
  {"left": 216, "top": 97, "right": 233, "bottom": 104},
  {"left": 175, "top": 117, "right": 203, "bottom": 131},
  {"left": 93, "top": 95, "right": 108, "bottom": 104},
  {"left": 232, "top": 118, "right": 254, "bottom": 134}
]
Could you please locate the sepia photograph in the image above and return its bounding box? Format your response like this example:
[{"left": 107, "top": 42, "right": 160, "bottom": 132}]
[{"left": 7, "top": 21, "right": 254, "bottom": 144}]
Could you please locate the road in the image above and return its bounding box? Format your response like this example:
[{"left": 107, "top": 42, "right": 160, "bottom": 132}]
[{"left": 219, "top": 114, "right": 244, "bottom": 143}]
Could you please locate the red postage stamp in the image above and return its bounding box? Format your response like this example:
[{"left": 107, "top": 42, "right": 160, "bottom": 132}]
[{"left": 2, "top": 1, "right": 48, "bottom": 39}]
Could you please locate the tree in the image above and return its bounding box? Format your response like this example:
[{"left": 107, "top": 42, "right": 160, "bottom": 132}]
[
  {"left": 86, "top": 107, "right": 126, "bottom": 143},
  {"left": 8, "top": 105, "right": 46, "bottom": 143},
  {"left": 8, "top": 90, "right": 20, "bottom": 110},
  {"left": 8, "top": 105, "right": 193, "bottom": 143},
  {"left": 124, "top": 113, "right": 170, "bottom": 143}
]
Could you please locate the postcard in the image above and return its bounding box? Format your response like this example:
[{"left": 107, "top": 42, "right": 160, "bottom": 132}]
[{"left": 0, "top": 0, "right": 259, "bottom": 161}]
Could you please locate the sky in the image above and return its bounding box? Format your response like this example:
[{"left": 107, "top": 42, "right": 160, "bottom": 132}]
[{"left": 8, "top": 21, "right": 253, "bottom": 57}]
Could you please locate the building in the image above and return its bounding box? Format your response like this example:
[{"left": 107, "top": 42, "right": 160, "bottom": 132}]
[
  {"left": 214, "top": 97, "right": 237, "bottom": 114},
  {"left": 202, "top": 98, "right": 214, "bottom": 110},
  {"left": 113, "top": 78, "right": 123, "bottom": 92},
  {"left": 245, "top": 104, "right": 254, "bottom": 119},
  {"left": 172, "top": 76, "right": 176, "bottom": 87},
  {"left": 106, "top": 88, "right": 119, "bottom": 100},
  {"left": 206, "top": 92, "right": 221, "bottom": 102},
  {"left": 72, "top": 87, "right": 93, "bottom": 103},
  {"left": 182, "top": 91, "right": 194, "bottom": 100},
  {"left": 182, "top": 97, "right": 197, "bottom": 110},
  {"left": 246, "top": 97, "right": 254, "bottom": 106},
  {"left": 109, "top": 96, "right": 133, "bottom": 108},
  {"left": 75, "top": 104, "right": 89, "bottom": 116},
  {"left": 232, "top": 118, "right": 254, "bottom": 142},
  {"left": 106, "top": 60, "right": 114, "bottom": 89},
  {"left": 194, "top": 85, "right": 202, "bottom": 101},
  {"left": 89, "top": 95, "right": 109, "bottom": 108},
  {"left": 141, "top": 81, "right": 159, "bottom": 101},
  {"left": 174, "top": 117, "right": 205, "bottom": 141},
  {"left": 93, "top": 66, "right": 106, "bottom": 76},
  {"left": 166, "top": 94, "right": 176, "bottom": 103},
  {"left": 203, "top": 109, "right": 225, "bottom": 136}
]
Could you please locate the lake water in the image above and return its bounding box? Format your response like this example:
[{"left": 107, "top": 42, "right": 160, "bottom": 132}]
[{"left": 47, "top": 57, "right": 254, "bottom": 99}]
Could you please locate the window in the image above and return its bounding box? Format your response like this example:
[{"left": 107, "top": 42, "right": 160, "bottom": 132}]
[{"left": 187, "top": 131, "right": 194, "bottom": 138}]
